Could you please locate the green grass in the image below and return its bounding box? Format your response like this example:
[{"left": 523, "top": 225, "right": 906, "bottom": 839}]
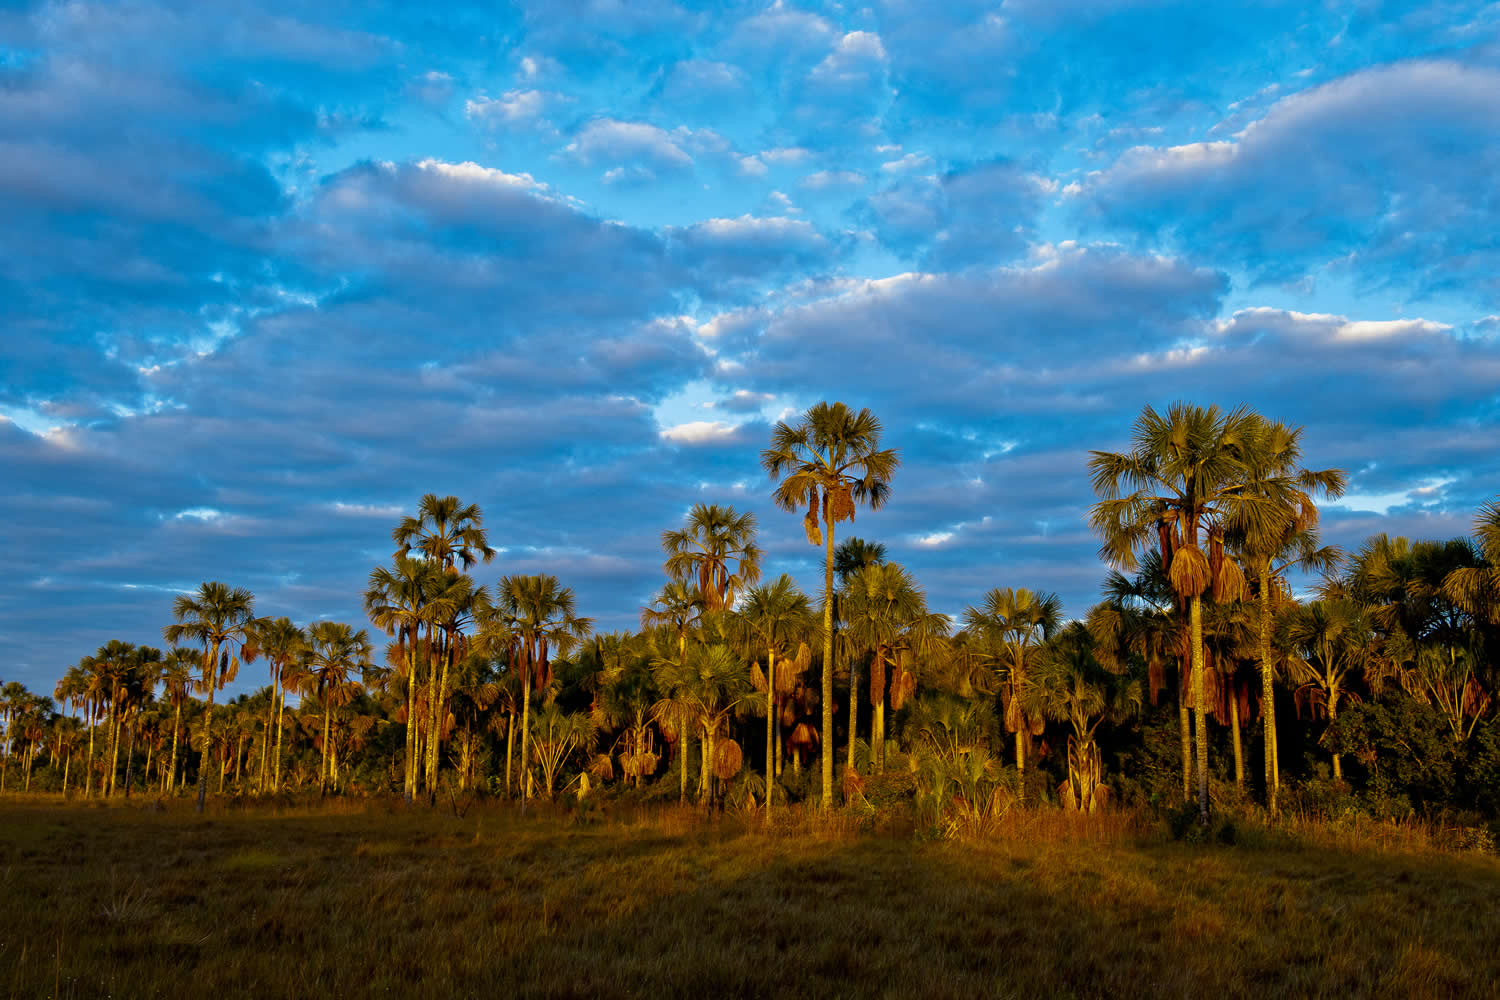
[{"left": 2, "top": 796, "right": 1498, "bottom": 999}]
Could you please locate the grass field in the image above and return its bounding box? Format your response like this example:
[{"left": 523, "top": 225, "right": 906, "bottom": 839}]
[{"left": 2, "top": 797, "right": 1498, "bottom": 999}]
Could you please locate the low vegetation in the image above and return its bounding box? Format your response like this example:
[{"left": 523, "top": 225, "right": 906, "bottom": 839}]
[{"left": 3, "top": 797, "right": 1498, "bottom": 999}]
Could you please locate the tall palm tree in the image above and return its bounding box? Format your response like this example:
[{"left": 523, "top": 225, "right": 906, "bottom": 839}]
[
  {"left": 962, "top": 588, "right": 1061, "bottom": 797},
  {"left": 366, "top": 556, "right": 445, "bottom": 802},
  {"left": 845, "top": 563, "right": 947, "bottom": 777},
  {"left": 763, "top": 401, "right": 899, "bottom": 809},
  {"left": 662, "top": 503, "right": 763, "bottom": 612},
  {"left": 1446, "top": 499, "right": 1500, "bottom": 623},
  {"left": 736, "top": 575, "right": 813, "bottom": 820},
  {"left": 158, "top": 650, "right": 197, "bottom": 794},
  {"left": 393, "top": 494, "right": 497, "bottom": 574},
  {"left": 242, "top": 617, "right": 307, "bottom": 794},
  {"left": 493, "top": 575, "right": 593, "bottom": 800},
  {"left": 651, "top": 644, "right": 751, "bottom": 805},
  {"left": 301, "top": 621, "right": 373, "bottom": 794},
  {"left": 1230, "top": 415, "right": 1345, "bottom": 813},
  {"left": 1089, "top": 402, "right": 1282, "bottom": 823},
  {"left": 162, "top": 582, "right": 259, "bottom": 813}
]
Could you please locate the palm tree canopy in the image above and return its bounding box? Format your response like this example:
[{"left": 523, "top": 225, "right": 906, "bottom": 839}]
[
  {"left": 661, "top": 503, "right": 763, "bottom": 612},
  {"left": 392, "top": 493, "right": 497, "bottom": 573}
]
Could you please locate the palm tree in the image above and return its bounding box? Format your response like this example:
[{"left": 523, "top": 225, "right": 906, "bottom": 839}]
[
  {"left": 365, "top": 556, "right": 444, "bottom": 803},
  {"left": 652, "top": 644, "right": 751, "bottom": 805},
  {"left": 527, "top": 704, "right": 595, "bottom": 799},
  {"left": 161, "top": 582, "right": 259, "bottom": 813},
  {"left": 845, "top": 563, "right": 947, "bottom": 777},
  {"left": 763, "top": 401, "right": 899, "bottom": 809},
  {"left": 640, "top": 580, "right": 706, "bottom": 660},
  {"left": 1025, "top": 621, "right": 1142, "bottom": 812},
  {"left": 1230, "top": 415, "right": 1345, "bottom": 813},
  {"left": 662, "top": 503, "right": 763, "bottom": 612},
  {"left": 1446, "top": 499, "right": 1500, "bottom": 623},
  {"left": 1281, "top": 599, "right": 1374, "bottom": 781},
  {"left": 242, "top": 618, "right": 306, "bottom": 794},
  {"left": 393, "top": 493, "right": 497, "bottom": 574},
  {"left": 1089, "top": 402, "right": 1283, "bottom": 823},
  {"left": 834, "top": 537, "right": 887, "bottom": 584},
  {"left": 736, "top": 575, "right": 813, "bottom": 820},
  {"left": 301, "top": 621, "right": 373, "bottom": 794},
  {"left": 962, "top": 588, "right": 1061, "bottom": 798},
  {"left": 158, "top": 650, "right": 197, "bottom": 794},
  {"left": 493, "top": 575, "right": 593, "bottom": 800}
]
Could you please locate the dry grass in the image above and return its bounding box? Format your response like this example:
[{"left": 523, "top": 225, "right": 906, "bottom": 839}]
[{"left": 2, "top": 795, "right": 1498, "bottom": 999}]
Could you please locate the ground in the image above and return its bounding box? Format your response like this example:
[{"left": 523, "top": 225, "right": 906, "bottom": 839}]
[{"left": 2, "top": 797, "right": 1497, "bottom": 998}]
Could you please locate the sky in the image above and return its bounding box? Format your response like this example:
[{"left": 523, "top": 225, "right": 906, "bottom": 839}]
[{"left": 3, "top": 0, "right": 1499, "bottom": 695}]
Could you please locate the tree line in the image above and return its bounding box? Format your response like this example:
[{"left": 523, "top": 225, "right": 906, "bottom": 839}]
[{"left": 4, "top": 402, "right": 1497, "bottom": 831}]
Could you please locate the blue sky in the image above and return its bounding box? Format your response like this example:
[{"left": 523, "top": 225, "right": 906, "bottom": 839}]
[{"left": 4, "top": 0, "right": 1499, "bottom": 693}]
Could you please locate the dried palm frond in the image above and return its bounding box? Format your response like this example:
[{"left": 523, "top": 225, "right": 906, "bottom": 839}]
[
  {"left": 1212, "top": 556, "right": 1246, "bottom": 603},
  {"left": 841, "top": 766, "right": 865, "bottom": 800},
  {"left": 1004, "top": 691, "right": 1022, "bottom": 733},
  {"left": 589, "top": 754, "right": 614, "bottom": 780},
  {"left": 803, "top": 508, "right": 823, "bottom": 546},
  {"left": 869, "top": 653, "right": 885, "bottom": 707},
  {"left": 794, "top": 642, "right": 812, "bottom": 674},
  {"left": 751, "top": 661, "right": 767, "bottom": 692},
  {"left": 779, "top": 701, "right": 799, "bottom": 728},
  {"left": 789, "top": 722, "right": 819, "bottom": 750},
  {"left": 714, "top": 739, "right": 743, "bottom": 780},
  {"left": 830, "top": 484, "right": 855, "bottom": 523},
  {"left": 1169, "top": 545, "right": 1212, "bottom": 597}
]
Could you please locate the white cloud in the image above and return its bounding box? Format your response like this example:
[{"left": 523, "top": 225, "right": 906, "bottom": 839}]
[{"left": 660, "top": 420, "right": 739, "bottom": 443}]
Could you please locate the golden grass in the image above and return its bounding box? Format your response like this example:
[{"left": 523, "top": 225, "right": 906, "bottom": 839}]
[{"left": 2, "top": 796, "right": 1497, "bottom": 999}]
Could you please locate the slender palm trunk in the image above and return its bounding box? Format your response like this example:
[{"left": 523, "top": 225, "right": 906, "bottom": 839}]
[
  {"left": 428, "top": 630, "right": 453, "bottom": 795},
  {"left": 1328, "top": 692, "right": 1342, "bottom": 782},
  {"left": 1191, "top": 596, "right": 1209, "bottom": 823},
  {"left": 701, "top": 721, "right": 714, "bottom": 805},
  {"left": 505, "top": 713, "right": 515, "bottom": 797},
  {"left": 520, "top": 659, "right": 533, "bottom": 801},
  {"left": 196, "top": 640, "right": 221, "bottom": 814},
  {"left": 321, "top": 701, "right": 333, "bottom": 795},
  {"left": 873, "top": 655, "right": 886, "bottom": 776},
  {"left": 1230, "top": 682, "right": 1244, "bottom": 790},
  {"left": 62, "top": 750, "right": 71, "bottom": 795},
  {"left": 765, "top": 649, "right": 775, "bottom": 824},
  {"left": 678, "top": 713, "right": 690, "bottom": 804},
  {"left": 846, "top": 657, "right": 859, "bottom": 777},
  {"left": 273, "top": 682, "right": 287, "bottom": 793},
  {"left": 821, "top": 508, "right": 835, "bottom": 810},
  {"left": 168, "top": 701, "right": 182, "bottom": 794},
  {"left": 1257, "top": 574, "right": 1279, "bottom": 814},
  {"left": 1178, "top": 642, "right": 1192, "bottom": 801},
  {"left": 403, "top": 634, "right": 419, "bottom": 804},
  {"left": 85, "top": 704, "right": 97, "bottom": 799}
]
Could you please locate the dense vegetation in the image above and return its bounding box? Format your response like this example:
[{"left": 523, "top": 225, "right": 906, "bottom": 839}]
[{"left": 4, "top": 401, "right": 1498, "bottom": 846}]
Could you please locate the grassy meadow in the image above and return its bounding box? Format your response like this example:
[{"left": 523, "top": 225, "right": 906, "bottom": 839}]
[{"left": 4, "top": 796, "right": 1499, "bottom": 999}]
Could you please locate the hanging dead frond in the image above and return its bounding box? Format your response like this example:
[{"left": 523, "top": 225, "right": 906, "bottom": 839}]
[
  {"left": 869, "top": 651, "right": 885, "bottom": 707},
  {"left": 1213, "top": 556, "right": 1247, "bottom": 604},
  {"left": 794, "top": 641, "right": 812, "bottom": 675},
  {"left": 841, "top": 766, "right": 865, "bottom": 801},
  {"left": 779, "top": 701, "right": 799, "bottom": 728},
  {"left": 1004, "top": 690, "right": 1022, "bottom": 733},
  {"left": 1169, "top": 545, "right": 1212, "bottom": 597},
  {"left": 1147, "top": 657, "right": 1166, "bottom": 706},
  {"left": 889, "top": 667, "right": 916, "bottom": 710},
  {"left": 589, "top": 754, "right": 614, "bottom": 781},
  {"left": 789, "top": 722, "right": 819, "bottom": 750},
  {"left": 751, "top": 661, "right": 767, "bottom": 692},
  {"left": 804, "top": 492, "right": 823, "bottom": 545},
  {"left": 714, "top": 739, "right": 743, "bottom": 780},
  {"left": 830, "top": 484, "right": 855, "bottom": 524},
  {"left": 1028, "top": 711, "right": 1045, "bottom": 736}
]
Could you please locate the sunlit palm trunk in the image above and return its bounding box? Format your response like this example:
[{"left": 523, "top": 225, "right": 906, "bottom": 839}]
[
  {"left": 85, "top": 705, "right": 97, "bottom": 799},
  {"left": 403, "top": 635, "right": 418, "bottom": 804},
  {"left": 821, "top": 509, "right": 835, "bottom": 810},
  {"left": 846, "top": 658, "right": 859, "bottom": 777},
  {"left": 678, "top": 718, "right": 691, "bottom": 804},
  {"left": 505, "top": 714, "right": 515, "bottom": 797},
  {"left": 273, "top": 684, "right": 287, "bottom": 793},
  {"left": 765, "top": 650, "right": 775, "bottom": 823},
  {"left": 427, "top": 631, "right": 453, "bottom": 795},
  {"left": 1328, "top": 693, "right": 1342, "bottom": 783},
  {"left": 1191, "top": 596, "right": 1208, "bottom": 823},
  {"left": 872, "top": 655, "right": 886, "bottom": 775},
  {"left": 1178, "top": 637, "right": 1192, "bottom": 802},
  {"left": 1258, "top": 576, "right": 1279, "bottom": 814},
  {"left": 196, "top": 640, "right": 221, "bottom": 814},
  {"left": 108, "top": 702, "right": 123, "bottom": 798},
  {"left": 1229, "top": 686, "right": 1243, "bottom": 790},
  {"left": 168, "top": 701, "right": 182, "bottom": 795},
  {"left": 62, "top": 751, "right": 71, "bottom": 795},
  {"left": 701, "top": 722, "right": 714, "bottom": 805},
  {"left": 520, "top": 662, "right": 533, "bottom": 801}
]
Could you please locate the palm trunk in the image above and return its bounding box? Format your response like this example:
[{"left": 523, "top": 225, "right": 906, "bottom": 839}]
[
  {"left": 1191, "top": 595, "right": 1208, "bottom": 823},
  {"left": 505, "top": 713, "right": 515, "bottom": 797},
  {"left": 846, "top": 657, "right": 859, "bottom": 779},
  {"left": 196, "top": 640, "right": 221, "bottom": 814},
  {"left": 1015, "top": 685, "right": 1027, "bottom": 801},
  {"left": 169, "top": 701, "right": 182, "bottom": 794},
  {"left": 85, "top": 704, "right": 97, "bottom": 799},
  {"left": 62, "top": 750, "right": 71, "bottom": 795},
  {"left": 701, "top": 722, "right": 714, "bottom": 805},
  {"left": 1178, "top": 647, "right": 1192, "bottom": 802},
  {"left": 821, "top": 506, "right": 836, "bottom": 811},
  {"left": 678, "top": 716, "right": 690, "bottom": 804},
  {"left": 1257, "top": 571, "right": 1279, "bottom": 814},
  {"left": 1328, "top": 693, "right": 1342, "bottom": 783},
  {"left": 321, "top": 703, "right": 333, "bottom": 794},
  {"left": 520, "top": 651, "right": 534, "bottom": 802},
  {"left": 403, "top": 634, "right": 419, "bottom": 804},
  {"left": 273, "top": 682, "right": 287, "bottom": 793},
  {"left": 1230, "top": 681, "right": 1243, "bottom": 790},
  {"left": 765, "top": 649, "right": 775, "bottom": 824},
  {"left": 428, "top": 630, "right": 453, "bottom": 795},
  {"left": 141, "top": 731, "right": 152, "bottom": 798},
  {"left": 873, "top": 658, "right": 886, "bottom": 776}
]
